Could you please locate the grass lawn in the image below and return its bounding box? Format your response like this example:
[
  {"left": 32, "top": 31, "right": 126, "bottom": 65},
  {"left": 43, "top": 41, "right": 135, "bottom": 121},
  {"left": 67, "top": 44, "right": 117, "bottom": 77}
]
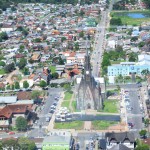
[
  {"left": 0, "top": 69, "right": 5, "bottom": 75},
  {"left": 64, "top": 91, "right": 73, "bottom": 101},
  {"left": 54, "top": 121, "right": 84, "bottom": 130},
  {"left": 61, "top": 101, "right": 70, "bottom": 109},
  {"left": 92, "top": 120, "right": 118, "bottom": 130},
  {"left": 111, "top": 11, "right": 150, "bottom": 25},
  {"left": 71, "top": 101, "right": 76, "bottom": 112},
  {"left": 102, "top": 100, "right": 118, "bottom": 113},
  {"left": 49, "top": 66, "right": 56, "bottom": 73}
]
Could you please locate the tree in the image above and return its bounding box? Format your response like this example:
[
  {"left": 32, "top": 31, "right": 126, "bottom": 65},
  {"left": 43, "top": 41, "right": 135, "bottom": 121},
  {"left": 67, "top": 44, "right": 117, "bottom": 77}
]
[
  {"left": 0, "top": 61, "right": 5, "bottom": 67},
  {"left": 22, "top": 29, "right": 28, "bottom": 36},
  {"left": 139, "top": 130, "right": 147, "bottom": 138},
  {"left": 31, "top": 90, "right": 41, "bottom": 99},
  {"left": 131, "top": 36, "right": 138, "bottom": 42},
  {"left": 18, "top": 58, "right": 27, "bottom": 70},
  {"left": 135, "top": 139, "right": 149, "bottom": 150},
  {"left": 141, "top": 69, "right": 150, "bottom": 76},
  {"left": 2, "top": 139, "right": 20, "bottom": 150},
  {"left": 74, "top": 42, "right": 79, "bottom": 51},
  {"left": 23, "top": 67, "right": 29, "bottom": 75},
  {"left": 110, "top": 18, "right": 122, "bottom": 26},
  {"left": 144, "top": 118, "right": 149, "bottom": 127},
  {"left": 15, "top": 116, "right": 27, "bottom": 131},
  {"left": 23, "top": 81, "right": 29, "bottom": 89},
  {"left": 61, "top": 37, "right": 66, "bottom": 42},
  {"left": 15, "top": 81, "right": 20, "bottom": 89},
  {"left": 39, "top": 80, "right": 47, "bottom": 88},
  {"left": 34, "top": 38, "right": 41, "bottom": 43},
  {"left": 79, "top": 31, "right": 84, "bottom": 38},
  {"left": 18, "top": 137, "right": 36, "bottom": 150},
  {"left": 143, "top": 0, "right": 150, "bottom": 8},
  {"left": 138, "top": 41, "right": 145, "bottom": 48},
  {"left": 4, "top": 63, "right": 15, "bottom": 73},
  {"left": 0, "top": 32, "right": 8, "bottom": 40},
  {"left": 63, "top": 83, "right": 71, "bottom": 92},
  {"left": 128, "top": 52, "right": 137, "bottom": 62},
  {"left": 58, "top": 57, "right": 64, "bottom": 65},
  {"left": 52, "top": 72, "right": 59, "bottom": 79}
]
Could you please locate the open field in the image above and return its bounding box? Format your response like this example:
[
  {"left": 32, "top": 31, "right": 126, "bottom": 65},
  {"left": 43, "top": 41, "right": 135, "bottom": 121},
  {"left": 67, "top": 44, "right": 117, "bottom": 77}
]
[
  {"left": 92, "top": 120, "right": 118, "bottom": 130},
  {"left": 102, "top": 100, "right": 119, "bottom": 113},
  {"left": 64, "top": 91, "right": 73, "bottom": 100},
  {"left": 54, "top": 121, "right": 84, "bottom": 130},
  {"left": 111, "top": 10, "right": 150, "bottom": 25}
]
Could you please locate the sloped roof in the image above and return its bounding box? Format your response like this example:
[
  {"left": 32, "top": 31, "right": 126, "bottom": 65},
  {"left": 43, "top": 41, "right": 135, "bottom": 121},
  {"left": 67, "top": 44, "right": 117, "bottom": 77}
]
[
  {"left": 105, "top": 132, "right": 135, "bottom": 143},
  {"left": 109, "top": 144, "right": 131, "bottom": 150},
  {"left": 0, "top": 104, "right": 32, "bottom": 119}
]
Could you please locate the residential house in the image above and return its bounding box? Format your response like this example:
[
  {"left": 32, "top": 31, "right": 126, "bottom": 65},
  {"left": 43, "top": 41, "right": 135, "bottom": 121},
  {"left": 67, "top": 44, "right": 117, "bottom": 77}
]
[
  {"left": 0, "top": 104, "right": 32, "bottom": 130},
  {"left": 99, "top": 132, "right": 136, "bottom": 150},
  {"left": 31, "top": 52, "right": 41, "bottom": 62},
  {"left": 33, "top": 68, "right": 51, "bottom": 85}
]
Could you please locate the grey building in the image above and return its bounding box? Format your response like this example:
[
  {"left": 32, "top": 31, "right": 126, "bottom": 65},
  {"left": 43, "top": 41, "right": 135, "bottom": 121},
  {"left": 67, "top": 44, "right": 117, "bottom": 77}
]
[{"left": 76, "top": 49, "right": 103, "bottom": 110}]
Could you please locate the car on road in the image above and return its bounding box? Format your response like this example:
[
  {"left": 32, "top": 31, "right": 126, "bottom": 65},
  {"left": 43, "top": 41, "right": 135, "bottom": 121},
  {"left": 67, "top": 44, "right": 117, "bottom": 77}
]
[
  {"left": 49, "top": 109, "right": 55, "bottom": 114},
  {"left": 53, "top": 102, "right": 57, "bottom": 106},
  {"left": 8, "top": 131, "right": 15, "bottom": 135},
  {"left": 46, "top": 117, "right": 50, "bottom": 122},
  {"left": 51, "top": 105, "right": 56, "bottom": 109},
  {"left": 128, "top": 122, "right": 134, "bottom": 128}
]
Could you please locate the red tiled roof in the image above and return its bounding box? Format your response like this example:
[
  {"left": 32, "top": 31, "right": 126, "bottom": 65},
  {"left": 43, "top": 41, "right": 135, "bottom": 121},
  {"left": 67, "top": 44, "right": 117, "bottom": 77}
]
[
  {"left": 15, "top": 54, "right": 25, "bottom": 58},
  {"left": 0, "top": 104, "right": 32, "bottom": 119}
]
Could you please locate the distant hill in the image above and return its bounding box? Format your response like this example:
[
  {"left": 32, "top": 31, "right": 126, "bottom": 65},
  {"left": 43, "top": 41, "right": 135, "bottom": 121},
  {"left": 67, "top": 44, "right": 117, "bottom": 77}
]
[{"left": 0, "top": 0, "right": 99, "bottom": 11}]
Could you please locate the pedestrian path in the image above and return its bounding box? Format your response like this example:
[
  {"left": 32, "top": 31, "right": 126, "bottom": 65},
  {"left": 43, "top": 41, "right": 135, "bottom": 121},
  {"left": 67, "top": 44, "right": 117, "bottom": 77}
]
[{"left": 84, "top": 121, "right": 92, "bottom": 130}]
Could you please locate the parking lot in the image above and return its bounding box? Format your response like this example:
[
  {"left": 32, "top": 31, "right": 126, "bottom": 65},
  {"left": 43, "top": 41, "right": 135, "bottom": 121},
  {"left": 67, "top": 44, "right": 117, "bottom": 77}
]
[{"left": 122, "top": 87, "right": 143, "bottom": 131}]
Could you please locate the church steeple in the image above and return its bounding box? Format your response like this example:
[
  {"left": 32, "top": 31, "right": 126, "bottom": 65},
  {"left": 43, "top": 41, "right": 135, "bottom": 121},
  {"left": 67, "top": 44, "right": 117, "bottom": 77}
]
[{"left": 84, "top": 37, "right": 91, "bottom": 80}]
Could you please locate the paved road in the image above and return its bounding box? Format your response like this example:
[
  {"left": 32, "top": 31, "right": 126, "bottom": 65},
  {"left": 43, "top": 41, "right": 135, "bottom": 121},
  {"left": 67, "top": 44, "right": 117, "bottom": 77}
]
[
  {"left": 91, "top": 0, "right": 115, "bottom": 77},
  {"left": 28, "top": 88, "right": 63, "bottom": 137}
]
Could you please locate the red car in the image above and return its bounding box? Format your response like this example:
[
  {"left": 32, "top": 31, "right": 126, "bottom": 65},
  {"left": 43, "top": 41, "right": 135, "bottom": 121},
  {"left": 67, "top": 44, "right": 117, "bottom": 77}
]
[{"left": 8, "top": 131, "right": 15, "bottom": 135}]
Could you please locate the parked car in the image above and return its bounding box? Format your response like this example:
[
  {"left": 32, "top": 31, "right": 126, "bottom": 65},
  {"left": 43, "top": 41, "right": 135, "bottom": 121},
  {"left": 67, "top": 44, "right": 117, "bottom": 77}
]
[{"left": 8, "top": 132, "right": 15, "bottom": 135}]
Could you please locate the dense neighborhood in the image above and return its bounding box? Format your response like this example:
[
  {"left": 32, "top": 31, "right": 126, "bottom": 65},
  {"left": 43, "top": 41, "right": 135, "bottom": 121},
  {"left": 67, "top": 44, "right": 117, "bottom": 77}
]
[{"left": 0, "top": 0, "right": 150, "bottom": 149}]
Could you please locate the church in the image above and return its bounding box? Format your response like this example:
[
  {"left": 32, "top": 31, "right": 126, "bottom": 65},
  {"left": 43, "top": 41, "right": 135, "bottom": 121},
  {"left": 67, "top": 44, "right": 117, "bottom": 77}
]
[{"left": 75, "top": 48, "right": 103, "bottom": 111}]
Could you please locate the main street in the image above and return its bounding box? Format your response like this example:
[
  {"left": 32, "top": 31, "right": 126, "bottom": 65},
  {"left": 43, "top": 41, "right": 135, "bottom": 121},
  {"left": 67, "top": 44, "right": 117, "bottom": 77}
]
[{"left": 92, "top": 0, "right": 115, "bottom": 77}]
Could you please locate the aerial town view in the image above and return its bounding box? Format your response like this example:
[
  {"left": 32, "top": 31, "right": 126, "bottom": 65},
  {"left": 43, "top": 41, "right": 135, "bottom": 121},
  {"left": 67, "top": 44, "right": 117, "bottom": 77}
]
[{"left": 0, "top": 0, "right": 150, "bottom": 149}]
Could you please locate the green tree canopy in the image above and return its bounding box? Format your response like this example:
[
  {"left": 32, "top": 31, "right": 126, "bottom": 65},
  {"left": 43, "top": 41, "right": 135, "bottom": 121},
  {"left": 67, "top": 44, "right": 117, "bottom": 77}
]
[
  {"left": 23, "top": 81, "right": 29, "bottom": 89},
  {"left": 4, "top": 63, "right": 15, "bottom": 73},
  {"left": 18, "top": 137, "right": 36, "bottom": 150},
  {"left": 39, "top": 80, "right": 47, "bottom": 88},
  {"left": 139, "top": 129, "right": 147, "bottom": 138},
  {"left": 79, "top": 31, "right": 84, "bottom": 38},
  {"left": 2, "top": 139, "right": 20, "bottom": 150},
  {"left": 15, "top": 81, "right": 20, "bottom": 89},
  {"left": 52, "top": 72, "right": 59, "bottom": 79},
  {"left": 18, "top": 58, "right": 27, "bottom": 70},
  {"left": 0, "top": 32, "right": 8, "bottom": 40},
  {"left": 15, "top": 116, "right": 27, "bottom": 131},
  {"left": 61, "top": 37, "right": 66, "bottom": 42},
  {"left": 23, "top": 67, "right": 29, "bottom": 75},
  {"left": 31, "top": 90, "right": 41, "bottom": 99},
  {"left": 110, "top": 18, "right": 122, "bottom": 26},
  {"left": 0, "top": 61, "right": 5, "bottom": 67}
]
